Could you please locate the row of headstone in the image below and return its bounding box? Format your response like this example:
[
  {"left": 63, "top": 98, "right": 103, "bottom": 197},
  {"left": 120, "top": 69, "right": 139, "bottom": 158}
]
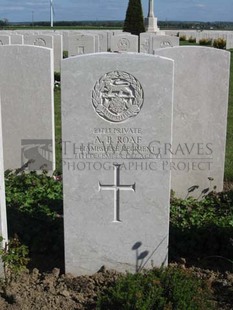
[
  {"left": 2, "top": 29, "right": 233, "bottom": 53},
  {"left": 0, "top": 30, "right": 179, "bottom": 64},
  {"left": 62, "top": 30, "right": 179, "bottom": 55},
  {"left": 61, "top": 46, "right": 230, "bottom": 275},
  {"left": 0, "top": 43, "right": 230, "bottom": 276}
]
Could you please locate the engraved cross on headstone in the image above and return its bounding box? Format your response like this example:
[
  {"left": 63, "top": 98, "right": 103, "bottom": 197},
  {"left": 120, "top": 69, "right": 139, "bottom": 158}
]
[{"left": 99, "top": 163, "right": 136, "bottom": 222}]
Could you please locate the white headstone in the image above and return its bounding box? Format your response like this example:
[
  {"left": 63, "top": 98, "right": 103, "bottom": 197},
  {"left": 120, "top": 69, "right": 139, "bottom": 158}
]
[
  {"left": 24, "top": 33, "right": 62, "bottom": 72},
  {"left": 227, "top": 34, "right": 233, "bottom": 49},
  {"left": 10, "top": 34, "right": 23, "bottom": 45},
  {"left": 155, "top": 46, "right": 230, "bottom": 198},
  {"left": 62, "top": 52, "right": 174, "bottom": 275},
  {"left": 140, "top": 33, "right": 154, "bottom": 54},
  {"left": 0, "top": 96, "right": 8, "bottom": 276},
  {"left": 111, "top": 34, "right": 138, "bottom": 52},
  {"left": 24, "top": 34, "right": 53, "bottom": 48},
  {"left": 53, "top": 34, "right": 63, "bottom": 72},
  {"left": 97, "top": 32, "right": 108, "bottom": 52},
  {"left": 0, "top": 45, "right": 55, "bottom": 172},
  {"left": 0, "top": 36, "right": 10, "bottom": 45},
  {"left": 152, "top": 35, "right": 179, "bottom": 50},
  {"left": 140, "top": 33, "right": 179, "bottom": 54},
  {"left": 68, "top": 34, "right": 95, "bottom": 56}
]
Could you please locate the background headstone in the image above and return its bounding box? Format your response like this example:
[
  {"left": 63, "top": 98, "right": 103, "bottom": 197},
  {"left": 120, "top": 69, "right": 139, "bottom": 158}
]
[
  {"left": 227, "top": 34, "right": 233, "bottom": 49},
  {"left": 0, "top": 45, "right": 55, "bottom": 172},
  {"left": 0, "top": 96, "right": 8, "bottom": 276},
  {"left": 52, "top": 34, "right": 63, "bottom": 72},
  {"left": 140, "top": 33, "right": 179, "bottom": 54},
  {"left": 155, "top": 46, "right": 230, "bottom": 198},
  {"left": 111, "top": 34, "right": 138, "bottom": 52},
  {"left": 0, "top": 36, "right": 10, "bottom": 46},
  {"left": 68, "top": 34, "right": 95, "bottom": 56},
  {"left": 152, "top": 35, "right": 179, "bottom": 50},
  {"left": 10, "top": 34, "right": 23, "bottom": 45},
  {"left": 24, "top": 34, "right": 62, "bottom": 71},
  {"left": 24, "top": 34, "right": 53, "bottom": 48},
  {"left": 140, "top": 32, "right": 154, "bottom": 54},
  {"left": 62, "top": 52, "right": 174, "bottom": 275}
]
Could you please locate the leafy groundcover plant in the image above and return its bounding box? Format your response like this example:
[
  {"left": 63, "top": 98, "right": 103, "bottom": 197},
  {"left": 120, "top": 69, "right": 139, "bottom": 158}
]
[
  {"left": 5, "top": 170, "right": 63, "bottom": 271},
  {"left": 97, "top": 266, "right": 214, "bottom": 310},
  {"left": 169, "top": 189, "right": 233, "bottom": 268}
]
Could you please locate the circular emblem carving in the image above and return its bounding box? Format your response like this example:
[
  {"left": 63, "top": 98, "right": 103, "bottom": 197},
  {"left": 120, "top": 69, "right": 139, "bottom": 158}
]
[
  {"left": 117, "top": 38, "right": 130, "bottom": 51},
  {"left": 34, "top": 38, "right": 46, "bottom": 47},
  {"left": 92, "top": 71, "right": 144, "bottom": 123}
]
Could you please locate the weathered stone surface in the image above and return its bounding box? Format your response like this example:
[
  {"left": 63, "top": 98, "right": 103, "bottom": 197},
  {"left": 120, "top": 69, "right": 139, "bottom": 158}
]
[
  {"left": 62, "top": 52, "right": 174, "bottom": 275},
  {"left": 111, "top": 34, "right": 138, "bottom": 52},
  {"left": 140, "top": 33, "right": 179, "bottom": 54},
  {"left": 152, "top": 35, "right": 179, "bottom": 50},
  {"left": 0, "top": 45, "right": 55, "bottom": 171},
  {"left": 0, "top": 97, "right": 8, "bottom": 276},
  {"left": 0, "top": 35, "right": 10, "bottom": 45},
  {"left": 24, "top": 34, "right": 53, "bottom": 48},
  {"left": 155, "top": 46, "right": 230, "bottom": 198},
  {"left": 53, "top": 34, "right": 63, "bottom": 72},
  {"left": 68, "top": 34, "right": 95, "bottom": 56},
  {"left": 10, "top": 34, "right": 23, "bottom": 44}
]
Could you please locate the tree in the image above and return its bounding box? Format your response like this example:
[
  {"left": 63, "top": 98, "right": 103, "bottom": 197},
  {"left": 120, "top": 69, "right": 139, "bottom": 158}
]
[
  {"left": 0, "top": 18, "right": 9, "bottom": 29},
  {"left": 123, "top": 0, "right": 145, "bottom": 35}
]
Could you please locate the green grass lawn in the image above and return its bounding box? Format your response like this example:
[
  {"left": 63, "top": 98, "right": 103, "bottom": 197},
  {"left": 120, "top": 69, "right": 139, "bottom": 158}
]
[
  {"left": 179, "top": 40, "right": 198, "bottom": 46},
  {"left": 54, "top": 47, "right": 233, "bottom": 181}
]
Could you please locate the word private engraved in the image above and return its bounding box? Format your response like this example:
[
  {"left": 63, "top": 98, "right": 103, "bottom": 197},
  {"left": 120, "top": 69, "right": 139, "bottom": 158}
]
[
  {"left": 92, "top": 71, "right": 144, "bottom": 123},
  {"left": 99, "top": 163, "right": 136, "bottom": 222}
]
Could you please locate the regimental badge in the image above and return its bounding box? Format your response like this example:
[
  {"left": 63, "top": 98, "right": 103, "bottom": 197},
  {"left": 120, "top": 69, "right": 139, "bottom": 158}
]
[{"left": 92, "top": 71, "right": 144, "bottom": 123}]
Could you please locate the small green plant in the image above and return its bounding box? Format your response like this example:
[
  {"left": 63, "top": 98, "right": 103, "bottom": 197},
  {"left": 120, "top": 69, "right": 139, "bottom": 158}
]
[
  {"left": 63, "top": 50, "right": 68, "bottom": 58},
  {"left": 199, "top": 38, "right": 212, "bottom": 46},
  {"left": 97, "top": 266, "right": 213, "bottom": 310},
  {"left": 5, "top": 170, "right": 62, "bottom": 219},
  {"left": 188, "top": 36, "right": 196, "bottom": 43},
  {"left": 5, "top": 170, "right": 63, "bottom": 269},
  {"left": 54, "top": 71, "right": 60, "bottom": 82},
  {"left": 0, "top": 235, "right": 29, "bottom": 285},
  {"left": 170, "top": 189, "right": 233, "bottom": 265},
  {"left": 179, "top": 35, "right": 186, "bottom": 41},
  {"left": 54, "top": 72, "right": 61, "bottom": 90},
  {"left": 213, "top": 38, "right": 226, "bottom": 49}
]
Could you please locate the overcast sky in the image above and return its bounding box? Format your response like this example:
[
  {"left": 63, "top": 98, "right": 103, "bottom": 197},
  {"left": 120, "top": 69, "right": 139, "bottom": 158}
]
[{"left": 0, "top": 0, "right": 232, "bottom": 23}]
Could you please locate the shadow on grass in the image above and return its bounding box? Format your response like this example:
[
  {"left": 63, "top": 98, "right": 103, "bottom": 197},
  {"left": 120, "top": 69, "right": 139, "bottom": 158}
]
[
  {"left": 7, "top": 206, "right": 64, "bottom": 273},
  {"left": 169, "top": 225, "right": 233, "bottom": 271}
]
